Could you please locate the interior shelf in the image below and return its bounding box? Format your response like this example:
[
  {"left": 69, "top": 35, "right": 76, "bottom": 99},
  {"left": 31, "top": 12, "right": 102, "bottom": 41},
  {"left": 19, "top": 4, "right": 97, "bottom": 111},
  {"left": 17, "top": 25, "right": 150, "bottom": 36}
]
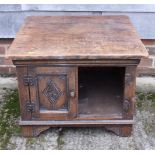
[{"left": 78, "top": 67, "right": 125, "bottom": 119}]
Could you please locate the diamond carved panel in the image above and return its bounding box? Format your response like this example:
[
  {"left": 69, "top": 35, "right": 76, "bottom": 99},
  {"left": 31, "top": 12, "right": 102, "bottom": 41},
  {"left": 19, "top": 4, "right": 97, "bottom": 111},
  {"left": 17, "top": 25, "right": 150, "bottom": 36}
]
[{"left": 43, "top": 80, "right": 63, "bottom": 109}]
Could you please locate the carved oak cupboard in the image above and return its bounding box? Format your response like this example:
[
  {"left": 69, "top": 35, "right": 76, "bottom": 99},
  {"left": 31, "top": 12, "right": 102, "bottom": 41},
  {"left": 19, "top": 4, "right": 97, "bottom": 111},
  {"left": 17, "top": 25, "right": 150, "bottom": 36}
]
[{"left": 7, "top": 16, "right": 148, "bottom": 137}]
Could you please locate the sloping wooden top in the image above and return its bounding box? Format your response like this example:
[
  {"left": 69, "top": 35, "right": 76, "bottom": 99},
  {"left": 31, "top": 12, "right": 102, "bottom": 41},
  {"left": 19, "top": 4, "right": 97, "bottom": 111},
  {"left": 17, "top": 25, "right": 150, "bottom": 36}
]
[{"left": 7, "top": 16, "right": 148, "bottom": 60}]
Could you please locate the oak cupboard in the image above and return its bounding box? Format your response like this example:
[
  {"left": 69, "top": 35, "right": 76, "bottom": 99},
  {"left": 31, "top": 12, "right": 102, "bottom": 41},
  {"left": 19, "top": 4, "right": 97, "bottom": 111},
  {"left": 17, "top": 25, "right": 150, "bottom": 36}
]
[{"left": 7, "top": 16, "right": 148, "bottom": 137}]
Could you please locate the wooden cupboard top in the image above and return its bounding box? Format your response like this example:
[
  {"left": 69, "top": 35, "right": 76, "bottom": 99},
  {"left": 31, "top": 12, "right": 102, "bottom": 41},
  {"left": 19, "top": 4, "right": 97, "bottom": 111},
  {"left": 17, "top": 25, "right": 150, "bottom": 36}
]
[{"left": 7, "top": 15, "right": 148, "bottom": 60}]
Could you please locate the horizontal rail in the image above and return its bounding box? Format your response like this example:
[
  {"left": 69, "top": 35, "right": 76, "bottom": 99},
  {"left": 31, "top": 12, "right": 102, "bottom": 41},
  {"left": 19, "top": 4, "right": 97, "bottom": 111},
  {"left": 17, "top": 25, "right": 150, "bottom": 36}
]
[{"left": 19, "top": 119, "right": 134, "bottom": 126}]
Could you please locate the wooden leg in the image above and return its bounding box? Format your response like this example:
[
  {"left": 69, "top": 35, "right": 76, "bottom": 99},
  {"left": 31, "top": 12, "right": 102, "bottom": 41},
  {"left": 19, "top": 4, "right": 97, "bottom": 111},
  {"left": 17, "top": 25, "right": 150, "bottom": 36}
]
[
  {"left": 22, "top": 125, "right": 50, "bottom": 137},
  {"left": 105, "top": 125, "right": 132, "bottom": 137}
]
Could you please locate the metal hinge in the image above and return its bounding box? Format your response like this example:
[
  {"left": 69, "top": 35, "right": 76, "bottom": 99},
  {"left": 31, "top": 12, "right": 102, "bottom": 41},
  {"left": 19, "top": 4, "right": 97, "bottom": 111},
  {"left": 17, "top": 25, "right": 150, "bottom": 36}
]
[
  {"left": 23, "top": 76, "right": 35, "bottom": 86},
  {"left": 26, "top": 101, "right": 35, "bottom": 113},
  {"left": 123, "top": 99, "right": 130, "bottom": 112},
  {"left": 125, "top": 73, "right": 132, "bottom": 85}
]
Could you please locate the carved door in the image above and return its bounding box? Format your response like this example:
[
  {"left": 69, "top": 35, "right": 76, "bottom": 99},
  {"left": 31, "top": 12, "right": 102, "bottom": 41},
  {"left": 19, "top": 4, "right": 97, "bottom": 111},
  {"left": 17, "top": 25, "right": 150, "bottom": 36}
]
[{"left": 26, "top": 66, "right": 77, "bottom": 120}]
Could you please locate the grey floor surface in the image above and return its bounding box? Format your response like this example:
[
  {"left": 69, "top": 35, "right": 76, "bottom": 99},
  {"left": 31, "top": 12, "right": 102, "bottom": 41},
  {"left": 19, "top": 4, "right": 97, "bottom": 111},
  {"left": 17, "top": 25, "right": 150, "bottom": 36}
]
[{"left": 0, "top": 76, "right": 155, "bottom": 150}]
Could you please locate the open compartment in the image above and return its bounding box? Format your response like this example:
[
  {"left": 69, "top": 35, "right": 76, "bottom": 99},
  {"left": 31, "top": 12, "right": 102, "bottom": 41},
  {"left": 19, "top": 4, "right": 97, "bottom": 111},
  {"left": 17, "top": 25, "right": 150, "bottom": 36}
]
[{"left": 78, "top": 67, "right": 125, "bottom": 119}]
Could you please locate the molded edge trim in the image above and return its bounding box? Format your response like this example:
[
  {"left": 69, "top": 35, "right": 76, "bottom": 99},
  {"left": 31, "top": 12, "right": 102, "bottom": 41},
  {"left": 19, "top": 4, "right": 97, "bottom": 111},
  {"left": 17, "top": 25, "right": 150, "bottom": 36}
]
[{"left": 19, "top": 119, "right": 134, "bottom": 125}]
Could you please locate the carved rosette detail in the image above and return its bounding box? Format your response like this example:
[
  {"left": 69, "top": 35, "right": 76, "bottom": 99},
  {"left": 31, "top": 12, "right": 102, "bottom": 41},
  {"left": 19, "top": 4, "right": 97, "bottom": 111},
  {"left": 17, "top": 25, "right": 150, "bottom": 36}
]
[{"left": 43, "top": 80, "right": 63, "bottom": 109}]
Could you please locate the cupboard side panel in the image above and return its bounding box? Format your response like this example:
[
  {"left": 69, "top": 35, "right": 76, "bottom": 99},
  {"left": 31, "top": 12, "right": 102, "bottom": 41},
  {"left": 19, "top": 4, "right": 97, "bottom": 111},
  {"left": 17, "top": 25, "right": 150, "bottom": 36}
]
[
  {"left": 16, "top": 66, "right": 31, "bottom": 120},
  {"left": 123, "top": 66, "right": 137, "bottom": 119}
]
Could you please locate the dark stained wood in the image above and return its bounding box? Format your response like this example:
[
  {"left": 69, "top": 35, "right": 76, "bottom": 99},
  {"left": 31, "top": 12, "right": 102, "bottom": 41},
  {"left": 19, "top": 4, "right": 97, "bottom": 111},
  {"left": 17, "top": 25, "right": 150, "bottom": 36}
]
[
  {"left": 13, "top": 59, "right": 140, "bottom": 66},
  {"left": 16, "top": 66, "right": 30, "bottom": 120},
  {"left": 27, "top": 66, "right": 77, "bottom": 120},
  {"left": 105, "top": 125, "right": 132, "bottom": 137},
  {"left": 22, "top": 126, "right": 50, "bottom": 137},
  {"left": 7, "top": 16, "right": 148, "bottom": 60},
  {"left": 7, "top": 16, "right": 148, "bottom": 137},
  {"left": 21, "top": 124, "right": 132, "bottom": 137},
  {"left": 123, "top": 66, "right": 137, "bottom": 119}
]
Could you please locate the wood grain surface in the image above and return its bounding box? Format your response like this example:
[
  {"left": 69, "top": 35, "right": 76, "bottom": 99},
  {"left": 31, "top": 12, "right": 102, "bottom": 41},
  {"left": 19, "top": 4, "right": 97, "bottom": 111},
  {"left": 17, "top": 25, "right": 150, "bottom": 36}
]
[
  {"left": 7, "top": 15, "right": 147, "bottom": 137},
  {"left": 7, "top": 15, "right": 148, "bottom": 60}
]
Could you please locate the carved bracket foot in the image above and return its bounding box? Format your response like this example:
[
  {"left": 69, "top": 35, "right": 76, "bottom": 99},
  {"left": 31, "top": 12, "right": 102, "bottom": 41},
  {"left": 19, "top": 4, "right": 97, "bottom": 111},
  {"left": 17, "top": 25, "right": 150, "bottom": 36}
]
[
  {"left": 22, "top": 125, "right": 50, "bottom": 137},
  {"left": 105, "top": 125, "right": 133, "bottom": 137}
]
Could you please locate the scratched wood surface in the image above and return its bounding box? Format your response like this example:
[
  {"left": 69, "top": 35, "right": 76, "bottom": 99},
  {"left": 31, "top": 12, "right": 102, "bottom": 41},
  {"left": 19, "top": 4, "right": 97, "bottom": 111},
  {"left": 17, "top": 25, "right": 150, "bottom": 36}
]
[{"left": 7, "top": 15, "right": 148, "bottom": 60}]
